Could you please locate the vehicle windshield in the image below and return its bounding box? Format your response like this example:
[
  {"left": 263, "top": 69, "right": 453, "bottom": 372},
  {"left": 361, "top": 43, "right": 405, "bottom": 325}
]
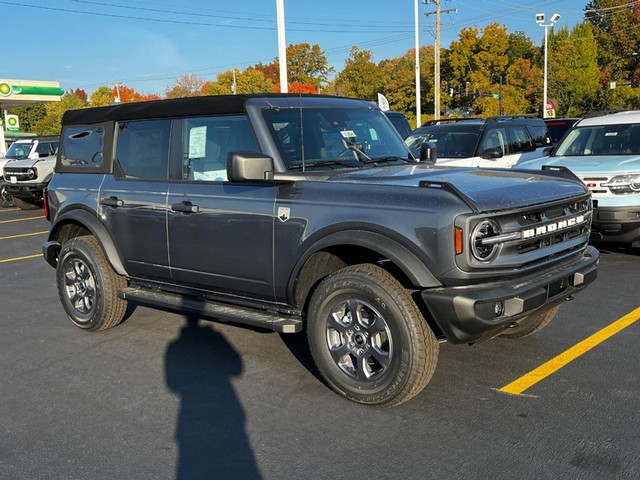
[
  {"left": 5, "top": 141, "right": 33, "bottom": 160},
  {"left": 262, "top": 107, "right": 411, "bottom": 169},
  {"left": 554, "top": 123, "right": 640, "bottom": 156},
  {"left": 405, "top": 128, "right": 480, "bottom": 158}
]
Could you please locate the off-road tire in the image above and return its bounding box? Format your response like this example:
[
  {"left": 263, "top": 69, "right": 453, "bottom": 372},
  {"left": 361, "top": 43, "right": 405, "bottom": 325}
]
[
  {"left": 12, "top": 197, "right": 41, "bottom": 210},
  {"left": 0, "top": 182, "right": 13, "bottom": 208},
  {"left": 56, "top": 236, "right": 128, "bottom": 331},
  {"left": 500, "top": 305, "right": 560, "bottom": 339},
  {"left": 307, "top": 264, "right": 438, "bottom": 407}
]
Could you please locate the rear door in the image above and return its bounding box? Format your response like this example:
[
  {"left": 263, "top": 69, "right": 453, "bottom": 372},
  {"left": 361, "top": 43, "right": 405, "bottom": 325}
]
[{"left": 99, "top": 119, "right": 173, "bottom": 280}]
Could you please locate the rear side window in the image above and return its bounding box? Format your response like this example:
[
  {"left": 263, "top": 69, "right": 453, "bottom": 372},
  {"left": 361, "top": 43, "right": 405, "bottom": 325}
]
[
  {"left": 526, "top": 125, "right": 551, "bottom": 147},
  {"left": 115, "top": 119, "right": 171, "bottom": 180},
  {"left": 508, "top": 126, "right": 535, "bottom": 153},
  {"left": 60, "top": 125, "right": 105, "bottom": 168},
  {"left": 35, "top": 141, "right": 58, "bottom": 158}
]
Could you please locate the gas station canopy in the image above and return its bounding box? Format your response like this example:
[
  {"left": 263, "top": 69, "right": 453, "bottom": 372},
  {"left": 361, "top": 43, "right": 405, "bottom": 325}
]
[
  {"left": 1, "top": 78, "right": 64, "bottom": 155},
  {"left": 0, "top": 79, "right": 64, "bottom": 108}
]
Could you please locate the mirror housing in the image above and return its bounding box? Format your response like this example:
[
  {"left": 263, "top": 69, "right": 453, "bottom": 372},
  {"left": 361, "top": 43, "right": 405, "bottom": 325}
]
[
  {"left": 481, "top": 147, "right": 503, "bottom": 159},
  {"left": 228, "top": 152, "right": 275, "bottom": 182},
  {"left": 542, "top": 146, "right": 554, "bottom": 157},
  {"left": 419, "top": 141, "right": 437, "bottom": 163}
]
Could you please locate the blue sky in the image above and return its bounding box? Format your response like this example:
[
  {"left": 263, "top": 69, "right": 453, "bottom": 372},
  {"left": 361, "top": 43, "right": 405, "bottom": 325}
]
[{"left": 1, "top": 0, "right": 588, "bottom": 96}]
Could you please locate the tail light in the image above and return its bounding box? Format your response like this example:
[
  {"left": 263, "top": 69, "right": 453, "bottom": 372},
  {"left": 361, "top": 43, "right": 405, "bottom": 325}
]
[{"left": 43, "top": 188, "right": 50, "bottom": 221}]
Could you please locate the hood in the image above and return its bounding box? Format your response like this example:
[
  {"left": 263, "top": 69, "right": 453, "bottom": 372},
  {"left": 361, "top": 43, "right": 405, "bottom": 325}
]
[
  {"left": 2, "top": 156, "right": 54, "bottom": 170},
  {"left": 329, "top": 164, "right": 588, "bottom": 212},
  {"left": 518, "top": 154, "right": 640, "bottom": 175}
]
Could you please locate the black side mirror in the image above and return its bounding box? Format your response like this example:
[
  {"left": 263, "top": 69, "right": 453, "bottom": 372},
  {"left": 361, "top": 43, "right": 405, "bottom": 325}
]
[
  {"left": 542, "top": 146, "right": 554, "bottom": 156},
  {"left": 481, "top": 147, "right": 503, "bottom": 159},
  {"left": 419, "top": 141, "right": 437, "bottom": 163},
  {"left": 227, "top": 152, "right": 275, "bottom": 182}
]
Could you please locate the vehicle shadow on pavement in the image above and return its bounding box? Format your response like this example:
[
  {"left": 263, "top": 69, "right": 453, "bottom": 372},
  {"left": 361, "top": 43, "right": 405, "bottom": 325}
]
[{"left": 164, "top": 314, "right": 262, "bottom": 480}]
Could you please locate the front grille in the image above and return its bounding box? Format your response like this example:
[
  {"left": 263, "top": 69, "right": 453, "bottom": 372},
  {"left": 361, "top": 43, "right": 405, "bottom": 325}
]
[
  {"left": 3, "top": 168, "right": 32, "bottom": 181},
  {"left": 463, "top": 194, "right": 592, "bottom": 270}
]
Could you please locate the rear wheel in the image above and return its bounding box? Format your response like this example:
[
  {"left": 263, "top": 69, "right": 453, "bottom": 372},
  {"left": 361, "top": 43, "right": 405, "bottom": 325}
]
[
  {"left": 12, "top": 197, "right": 41, "bottom": 210},
  {"left": 56, "top": 236, "right": 128, "bottom": 331},
  {"left": 307, "top": 264, "right": 438, "bottom": 407},
  {"left": 500, "top": 306, "right": 560, "bottom": 339}
]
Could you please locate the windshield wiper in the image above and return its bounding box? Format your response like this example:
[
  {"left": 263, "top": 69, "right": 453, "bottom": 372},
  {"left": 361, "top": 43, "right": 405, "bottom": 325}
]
[
  {"left": 362, "top": 156, "right": 412, "bottom": 165},
  {"left": 289, "top": 160, "right": 360, "bottom": 170}
]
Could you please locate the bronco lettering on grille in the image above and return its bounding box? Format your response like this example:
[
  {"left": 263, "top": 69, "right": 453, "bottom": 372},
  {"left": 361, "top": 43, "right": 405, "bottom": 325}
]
[{"left": 522, "top": 215, "right": 586, "bottom": 239}]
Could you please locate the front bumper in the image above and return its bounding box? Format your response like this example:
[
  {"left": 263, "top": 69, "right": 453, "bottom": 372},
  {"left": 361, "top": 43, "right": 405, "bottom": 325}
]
[
  {"left": 590, "top": 206, "right": 640, "bottom": 247},
  {"left": 5, "top": 182, "right": 47, "bottom": 202},
  {"left": 422, "top": 245, "right": 599, "bottom": 344}
]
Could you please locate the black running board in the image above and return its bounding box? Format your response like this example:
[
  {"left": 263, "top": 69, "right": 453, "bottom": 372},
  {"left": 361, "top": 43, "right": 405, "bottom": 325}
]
[{"left": 118, "top": 287, "right": 302, "bottom": 333}]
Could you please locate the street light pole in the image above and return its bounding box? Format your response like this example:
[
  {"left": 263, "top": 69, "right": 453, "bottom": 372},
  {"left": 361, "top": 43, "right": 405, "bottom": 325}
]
[
  {"left": 536, "top": 13, "right": 560, "bottom": 119},
  {"left": 276, "top": 0, "right": 288, "bottom": 93},
  {"left": 415, "top": 0, "right": 421, "bottom": 126}
]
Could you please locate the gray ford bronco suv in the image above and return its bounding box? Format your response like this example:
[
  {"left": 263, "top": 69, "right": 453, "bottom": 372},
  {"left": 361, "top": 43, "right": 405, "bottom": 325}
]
[{"left": 42, "top": 94, "right": 598, "bottom": 406}]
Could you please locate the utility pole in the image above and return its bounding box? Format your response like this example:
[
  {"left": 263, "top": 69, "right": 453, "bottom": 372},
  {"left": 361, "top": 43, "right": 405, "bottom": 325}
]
[{"left": 425, "top": 1, "right": 456, "bottom": 120}]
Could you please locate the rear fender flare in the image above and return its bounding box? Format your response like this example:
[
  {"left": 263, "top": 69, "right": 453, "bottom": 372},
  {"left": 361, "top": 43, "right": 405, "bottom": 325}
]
[{"left": 49, "top": 208, "right": 127, "bottom": 276}]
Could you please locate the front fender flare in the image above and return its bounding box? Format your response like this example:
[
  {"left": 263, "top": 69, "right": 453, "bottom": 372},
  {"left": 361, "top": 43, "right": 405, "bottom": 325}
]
[{"left": 288, "top": 229, "right": 441, "bottom": 300}]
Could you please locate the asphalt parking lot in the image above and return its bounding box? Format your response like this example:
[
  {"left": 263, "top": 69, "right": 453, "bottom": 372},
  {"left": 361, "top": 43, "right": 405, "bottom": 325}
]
[{"left": 1, "top": 206, "right": 638, "bottom": 480}]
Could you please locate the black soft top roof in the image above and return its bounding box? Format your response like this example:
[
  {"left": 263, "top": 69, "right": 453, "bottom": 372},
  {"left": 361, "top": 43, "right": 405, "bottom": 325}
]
[{"left": 61, "top": 93, "right": 357, "bottom": 126}]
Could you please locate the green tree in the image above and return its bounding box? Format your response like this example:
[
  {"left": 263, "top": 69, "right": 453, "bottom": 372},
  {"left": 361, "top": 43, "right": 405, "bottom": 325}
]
[
  {"left": 549, "top": 23, "right": 601, "bottom": 115},
  {"left": 33, "top": 91, "right": 87, "bottom": 135},
  {"left": 332, "top": 47, "right": 384, "bottom": 100},
  {"left": 586, "top": 0, "right": 640, "bottom": 78},
  {"left": 7, "top": 104, "right": 47, "bottom": 132}
]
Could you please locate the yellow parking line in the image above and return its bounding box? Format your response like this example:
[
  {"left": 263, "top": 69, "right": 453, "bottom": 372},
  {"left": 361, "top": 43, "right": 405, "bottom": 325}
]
[
  {"left": 0, "top": 253, "right": 42, "bottom": 264},
  {"left": 0, "top": 208, "right": 20, "bottom": 212},
  {"left": 0, "top": 216, "right": 45, "bottom": 224},
  {"left": 500, "top": 306, "right": 640, "bottom": 395},
  {"left": 0, "top": 231, "right": 48, "bottom": 241}
]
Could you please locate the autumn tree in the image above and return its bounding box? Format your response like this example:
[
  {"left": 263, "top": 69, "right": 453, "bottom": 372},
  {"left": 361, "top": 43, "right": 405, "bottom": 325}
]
[
  {"left": 90, "top": 86, "right": 114, "bottom": 107},
  {"left": 165, "top": 73, "right": 205, "bottom": 99},
  {"left": 283, "top": 43, "right": 331, "bottom": 89},
  {"left": 253, "top": 61, "right": 279, "bottom": 85},
  {"left": 33, "top": 91, "right": 87, "bottom": 135},
  {"left": 201, "top": 67, "right": 274, "bottom": 95}
]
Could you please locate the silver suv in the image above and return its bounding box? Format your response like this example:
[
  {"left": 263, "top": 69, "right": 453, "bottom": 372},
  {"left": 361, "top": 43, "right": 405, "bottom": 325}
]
[{"left": 2, "top": 135, "right": 58, "bottom": 209}]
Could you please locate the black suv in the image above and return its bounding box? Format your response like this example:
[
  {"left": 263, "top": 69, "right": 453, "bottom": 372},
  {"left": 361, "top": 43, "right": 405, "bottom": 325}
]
[
  {"left": 42, "top": 94, "right": 598, "bottom": 406},
  {"left": 405, "top": 116, "right": 551, "bottom": 168}
]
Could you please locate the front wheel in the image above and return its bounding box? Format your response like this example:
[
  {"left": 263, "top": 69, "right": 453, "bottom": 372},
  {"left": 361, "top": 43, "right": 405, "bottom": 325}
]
[
  {"left": 307, "top": 264, "right": 438, "bottom": 407},
  {"left": 0, "top": 182, "right": 13, "bottom": 208},
  {"left": 56, "top": 236, "right": 128, "bottom": 331},
  {"left": 12, "top": 196, "right": 41, "bottom": 210}
]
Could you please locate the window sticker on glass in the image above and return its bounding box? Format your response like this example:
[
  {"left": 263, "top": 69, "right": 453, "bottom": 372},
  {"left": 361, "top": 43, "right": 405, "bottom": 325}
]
[
  {"left": 340, "top": 130, "right": 357, "bottom": 139},
  {"left": 189, "top": 126, "right": 207, "bottom": 158}
]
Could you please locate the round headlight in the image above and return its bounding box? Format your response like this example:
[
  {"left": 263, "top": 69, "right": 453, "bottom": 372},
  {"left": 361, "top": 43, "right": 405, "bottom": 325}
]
[
  {"left": 630, "top": 175, "right": 640, "bottom": 192},
  {"left": 471, "top": 219, "right": 501, "bottom": 261},
  {"left": 27, "top": 168, "right": 35, "bottom": 179}
]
